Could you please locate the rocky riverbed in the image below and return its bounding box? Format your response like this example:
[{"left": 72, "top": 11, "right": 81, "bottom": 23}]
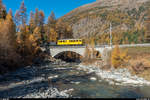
[
  {"left": 0, "top": 60, "right": 76, "bottom": 98},
  {"left": 1, "top": 59, "right": 150, "bottom": 98},
  {"left": 78, "top": 64, "right": 150, "bottom": 86}
]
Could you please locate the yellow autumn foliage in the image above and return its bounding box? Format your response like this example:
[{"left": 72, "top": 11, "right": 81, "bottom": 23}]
[
  {"left": 111, "top": 45, "right": 130, "bottom": 68},
  {"left": 49, "top": 28, "right": 58, "bottom": 42}
]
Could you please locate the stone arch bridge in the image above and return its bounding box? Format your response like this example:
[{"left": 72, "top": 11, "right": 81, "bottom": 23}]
[
  {"left": 50, "top": 46, "right": 113, "bottom": 58},
  {"left": 48, "top": 44, "right": 150, "bottom": 58}
]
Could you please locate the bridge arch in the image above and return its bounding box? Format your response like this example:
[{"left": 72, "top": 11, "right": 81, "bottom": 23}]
[
  {"left": 54, "top": 51, "right": 83, "bottom": 58},
  {"left": 54, "top": 51, "right": 83, "bottom": 63}
]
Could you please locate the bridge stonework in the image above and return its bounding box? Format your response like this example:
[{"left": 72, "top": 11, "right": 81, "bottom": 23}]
[
  {"left": 50, "top": 46, "right": 113, "bottom": 58},
  {"left": 49, "top": 44, "right": 150, "bottom": 59}
]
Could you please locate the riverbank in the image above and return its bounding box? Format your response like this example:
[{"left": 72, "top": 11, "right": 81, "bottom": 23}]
[
  {"left": 79, "top": 46, "right": 150, "bottom": 86},
  {"left": 121, "top": 47, "right": 150, "bottom": 81},
  {"left": 78, "top": 63, "right": 150, "bottom": 86}
]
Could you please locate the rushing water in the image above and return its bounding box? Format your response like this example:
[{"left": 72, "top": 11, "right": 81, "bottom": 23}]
[
  {"left": 0, "top": 62, "right": 150, "bottom": 98},
  {"left": 47, "top": 64, "right": 150, "bottom": 98}
]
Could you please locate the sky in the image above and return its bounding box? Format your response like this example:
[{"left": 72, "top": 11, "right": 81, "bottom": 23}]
[{"left": 3, "top": 0, "right": 96, "bottom": 20}]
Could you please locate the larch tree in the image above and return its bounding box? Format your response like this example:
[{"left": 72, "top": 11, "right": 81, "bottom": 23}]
[
  {"left": 49, "top": 28, "right": 58, "bottom": 42},
  {"left": 29, "top": 11, "right": 35, "bottom": 33},
  {"left": 0, "top": 13, "right": 21, "bottom": 70},
  {"left": 32, "top": 27, "right": 42, "bottom": 45},
  {"left": 111, "top": 45, "right": 121, "bottom": 68},
  {"left": 0, "top": 0, "right": 7, "bottom": 20},
  {"left": 6, "top": 11, "right": 17, "bottom": 45},
  {"left": 47, "top": 11, "right": 56, "bottom": 28},
  {"left": 8, "top": 9, "right": 13, "bottom": 17},
  {"left": 14, "top": 10, "right": 20, "bottom": 32},
  {"left": 18, "top": 1, "right": 27, "bottom": 27},
  {"left": 34, "top": 8, "right": 39, "bottom": 27},
  {"left": 15, "top": 1, "right": 28, "bottom": 43},
  {"left": 15, "top": 1, "right": 27, "bottom": 34},
  {"left": 39, "top": 10, "right": 45, "bottom": 43},
  {"left": 15, "top": 1, "right": 30, "bottom": 62},
  {"left": 111, "top": 45, "right": 130, "bottom": 68},
  {"left": 46, "top": 11, "right": 57, "bottom": 42}
]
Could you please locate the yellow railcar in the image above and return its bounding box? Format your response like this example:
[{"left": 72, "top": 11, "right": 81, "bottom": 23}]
[{"left": 57, "top": 39, "right": 83, "bottom": 46}]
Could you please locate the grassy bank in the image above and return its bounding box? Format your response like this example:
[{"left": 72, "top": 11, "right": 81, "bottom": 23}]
[
  {"left": 121, "top": 46, "right": 150, "bottom": 58},
  {"left": 120, "top": 46, "right": 150, "bottom": 81}
]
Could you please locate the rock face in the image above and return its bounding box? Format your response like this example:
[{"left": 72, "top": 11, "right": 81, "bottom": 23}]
[{"left": 60, "top": 0, "right": 149, "bottom": 38}]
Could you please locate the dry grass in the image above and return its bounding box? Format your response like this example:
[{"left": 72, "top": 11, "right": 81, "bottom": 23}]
[
  {"left": 138, "top": 69, "right": 150, "bottom": 81},
  {"left": 126, "top": 48, "right": 150, "bottom": 81},
  {"left": 121, "top": 46, "right": 150, "bottom": 59}
]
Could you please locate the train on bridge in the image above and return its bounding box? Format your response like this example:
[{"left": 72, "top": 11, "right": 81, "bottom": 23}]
[{"left": 50, "top": 39, "right": 84, "bottom": 46}]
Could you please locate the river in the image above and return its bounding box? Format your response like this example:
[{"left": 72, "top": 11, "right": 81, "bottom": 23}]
[{"left": 0, "top": 62, "right": 150, "bottom": 98}]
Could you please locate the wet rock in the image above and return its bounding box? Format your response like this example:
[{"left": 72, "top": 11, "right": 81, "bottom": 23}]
[
  {"left": 99, "top": 80, "right": 102, "bottom": 82},
  {"left": 109, "top": 81, "right": 115, "bottom": 85},
  {"left": 48, "top": 75, "right": 59, "bottom": 79},
  {"left": 90, "top": 77, "right": 97, "bottom": 81},
  {"left": 71, "top": 81, "right": 80, "bottom": 85}
]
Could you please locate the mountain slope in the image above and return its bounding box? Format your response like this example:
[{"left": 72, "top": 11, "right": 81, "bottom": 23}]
[{"left": 60, "top": 0, "right": 150, "bottom": 44}]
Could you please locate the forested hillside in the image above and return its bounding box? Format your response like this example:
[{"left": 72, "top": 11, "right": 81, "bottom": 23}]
[
  {"left": 60, "top": 0, "right": 150, "bottom": 45},
  {"left": 0, "top": 0, "right": 73, "bottom": 74}
]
